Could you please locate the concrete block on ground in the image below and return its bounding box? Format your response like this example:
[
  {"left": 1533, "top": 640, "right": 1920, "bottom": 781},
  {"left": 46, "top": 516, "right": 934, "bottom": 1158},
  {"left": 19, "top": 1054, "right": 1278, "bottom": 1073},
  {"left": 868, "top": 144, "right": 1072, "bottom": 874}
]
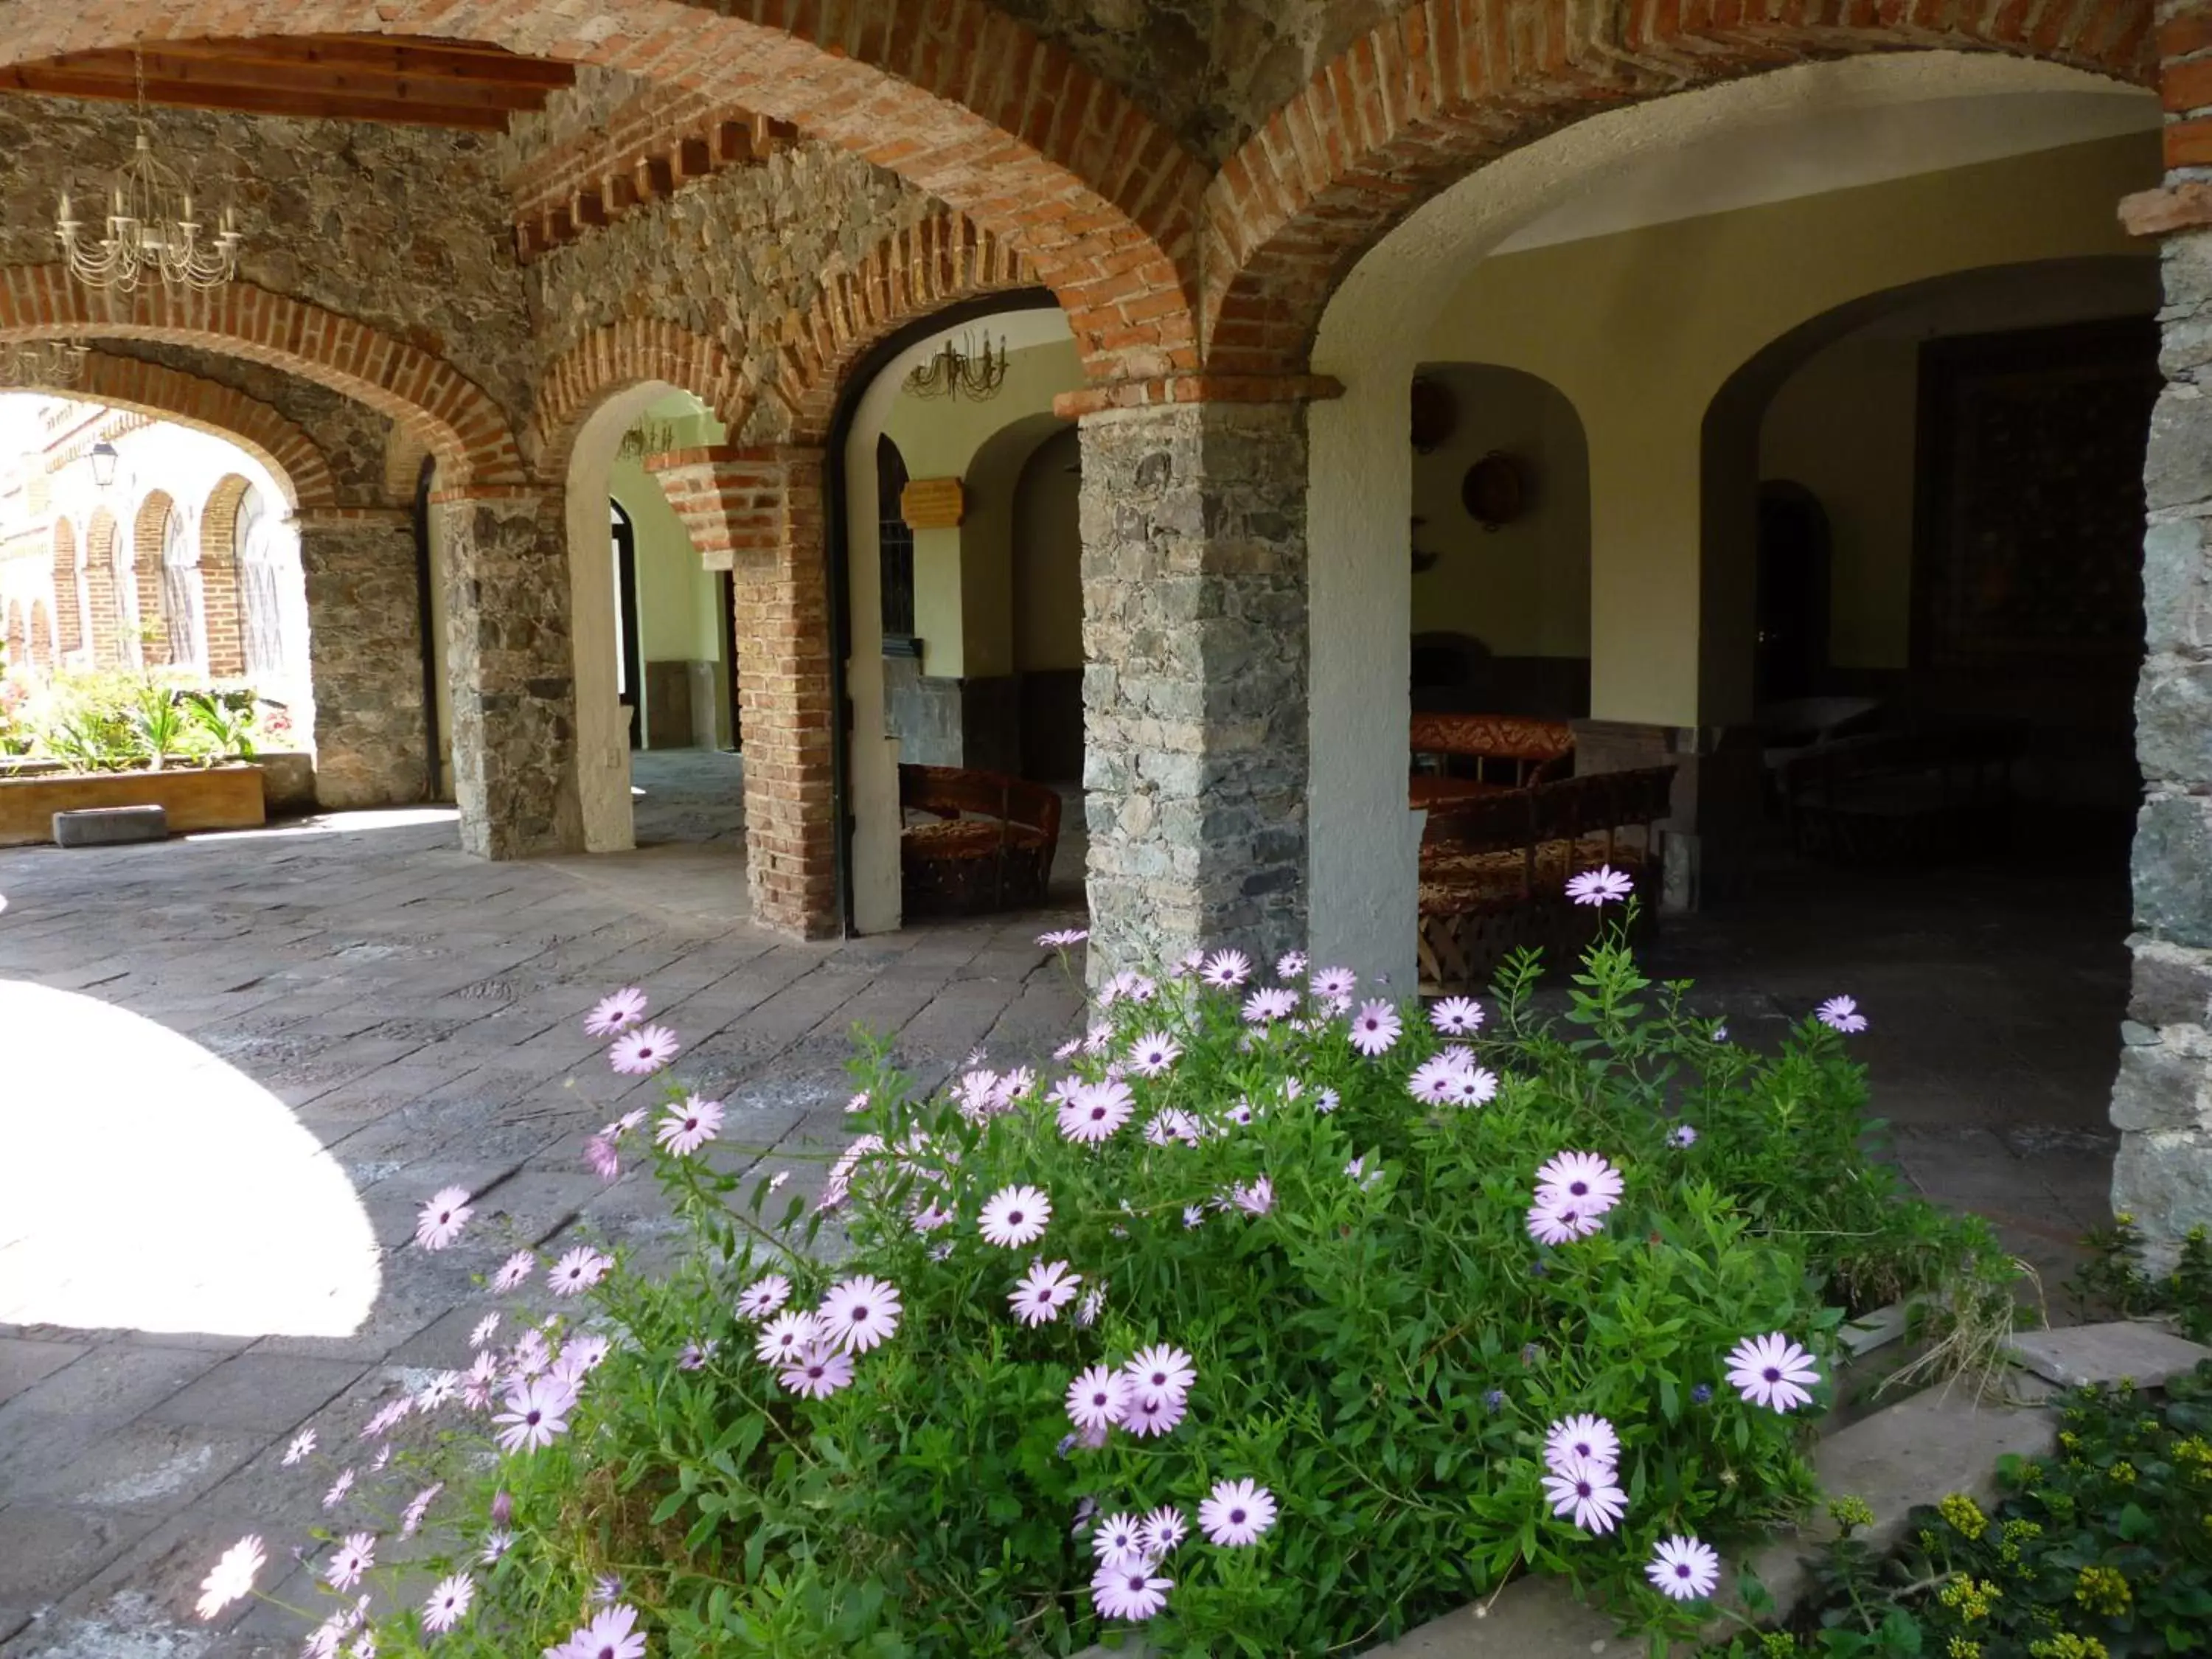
[
  {"left": 2006, "top": 1321, "right": 2212, "bottom": 1389},
  {"left": 53, "top": 805, "right": 167, "bottom": 846},
  {"left": 1746, "top": 1387, "right": 2058, "bottom": 1616}
]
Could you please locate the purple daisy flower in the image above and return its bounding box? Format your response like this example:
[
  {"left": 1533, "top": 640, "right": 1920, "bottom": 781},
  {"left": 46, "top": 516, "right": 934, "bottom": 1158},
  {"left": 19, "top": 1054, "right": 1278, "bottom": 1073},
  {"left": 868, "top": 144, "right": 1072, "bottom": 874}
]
[
  {"left": 1348, "top": 1000, "right": 1401, "bottom": 1056},
  {"left": 1565, "top": 865, "right": 1634, "bottom": 907},
  {"left": 1816, "top": 995, "right": 1868, "bottom": 1034}
]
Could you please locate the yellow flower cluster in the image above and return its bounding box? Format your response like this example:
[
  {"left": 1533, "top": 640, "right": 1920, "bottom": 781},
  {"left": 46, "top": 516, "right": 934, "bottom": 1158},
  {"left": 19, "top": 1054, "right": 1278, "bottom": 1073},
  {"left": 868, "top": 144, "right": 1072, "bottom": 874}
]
[
  {"left": 1997, "top": 1517, "right": 2042, "bottom": 1565},
  {"left": 1827, "top": 1495, "right": 1876, "bottom": 1532},
  {"left": 1947, "top": 1639, "right": 1980, "bottom": 1658},
  {"left": 2073, "top": 1565, "right": 2131, "bottom": 1617},
  {"left": 2028, "top": 1635, "right": 2110, "bottom": 1659},
  {"left": 1937, "top": 1575, "right": 2001, "bottom": 1621},
  {"left": 1938, "top": 1494, "right": 1989, "bottom": 1541},
  {"left": 2107, "top": 1461, "right": 2137, "bottom": 1487}
]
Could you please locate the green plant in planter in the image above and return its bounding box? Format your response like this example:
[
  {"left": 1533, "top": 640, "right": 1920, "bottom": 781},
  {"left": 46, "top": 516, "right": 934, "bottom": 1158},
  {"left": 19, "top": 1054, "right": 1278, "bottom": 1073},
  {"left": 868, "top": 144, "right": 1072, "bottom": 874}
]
[
  {"left": 181, "top": 689, "right": 260, "bottom": 762},
  {"left": 128, "top": 677, "right": 194, "bottom": 770},
  {"left": 193, "top": 899, "right": 2003, "bottom": 1659}
]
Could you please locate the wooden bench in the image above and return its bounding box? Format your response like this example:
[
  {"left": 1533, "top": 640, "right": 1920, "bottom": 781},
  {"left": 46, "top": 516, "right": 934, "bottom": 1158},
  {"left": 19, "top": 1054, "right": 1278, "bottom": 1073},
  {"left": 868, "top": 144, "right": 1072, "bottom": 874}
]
[
  {"left": 899, "top": 763, "right": 1062, "bottom": 918},
  {"left": 1408, "top": 713, "right": 1576, "bottom": 813},
  {"left": 1416, "top": 764, "right": 1677, "bottom": 995}
]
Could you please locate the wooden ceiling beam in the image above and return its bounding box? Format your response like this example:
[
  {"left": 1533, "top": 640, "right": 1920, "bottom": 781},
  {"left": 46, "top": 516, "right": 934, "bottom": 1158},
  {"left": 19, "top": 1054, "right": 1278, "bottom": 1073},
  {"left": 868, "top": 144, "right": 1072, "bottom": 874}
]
[
  {"left": 4, "top": 54, "right": 559, "bottom": 112},
  {"left": 0, "top": 71, "right": 515, "bottom": 129},
  {"left": 141, "top": 36, "right": 577, "bottom": 88}
]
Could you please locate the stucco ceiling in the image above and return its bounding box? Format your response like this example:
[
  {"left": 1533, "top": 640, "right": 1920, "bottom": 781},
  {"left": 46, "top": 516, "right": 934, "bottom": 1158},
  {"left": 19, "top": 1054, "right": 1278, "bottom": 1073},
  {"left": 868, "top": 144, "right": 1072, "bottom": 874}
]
[{"left": 1495, "top": 85, "right": 2160, "bottom": 254}]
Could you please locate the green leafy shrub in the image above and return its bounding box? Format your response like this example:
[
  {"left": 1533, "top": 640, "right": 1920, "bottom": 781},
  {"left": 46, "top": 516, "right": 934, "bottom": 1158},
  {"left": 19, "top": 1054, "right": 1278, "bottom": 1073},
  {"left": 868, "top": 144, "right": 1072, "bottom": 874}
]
[
  {"left": 1709, "top": 1364, "right": 2212, "bottom": 1658},
  {"left": 4, "top": 668, "right": 265, "bottom": 771},
  {"left": 2070, "top": 1220, "right": 2212, "bottom": 1343},
  {"left": 214, "top": 915, "right": 2010, "bottom": 1659}
]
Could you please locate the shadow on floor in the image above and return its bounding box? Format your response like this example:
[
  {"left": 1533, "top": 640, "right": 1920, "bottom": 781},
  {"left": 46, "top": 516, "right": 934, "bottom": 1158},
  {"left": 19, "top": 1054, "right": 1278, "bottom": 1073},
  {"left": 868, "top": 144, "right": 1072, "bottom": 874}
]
[{"left": 1643, "top": 841, "right": 2131, "bottom": 1292}]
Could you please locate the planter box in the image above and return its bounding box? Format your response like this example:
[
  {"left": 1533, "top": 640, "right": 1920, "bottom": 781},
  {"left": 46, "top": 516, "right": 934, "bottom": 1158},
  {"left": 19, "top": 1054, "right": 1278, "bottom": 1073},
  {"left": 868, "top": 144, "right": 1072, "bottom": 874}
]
[{"left": 0, "top": 764, "right": 265, "bottom": 847}]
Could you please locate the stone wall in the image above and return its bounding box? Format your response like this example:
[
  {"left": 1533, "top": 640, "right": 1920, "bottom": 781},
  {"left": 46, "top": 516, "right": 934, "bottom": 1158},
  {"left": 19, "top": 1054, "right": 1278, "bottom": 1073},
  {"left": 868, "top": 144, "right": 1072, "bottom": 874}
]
[
  {"left": 989, "top": 0, "right": 1391, "bottom": 162},
  {"left": 0, "top": 96, "right": 534, "bottom": 429},
  {"left": 299, "top": 514, "right": 430, "bottom": 810},
  {"left": 1079, "top": 400, "right": 1310, "bottom": 979},
  {"left": 2110, "top": 3, "right": 2212, "bottom": 1259},
  {"left": 524, "top": 140, "right": 935, "bottom": 444},
  {"left": 2115, "top": 226, "right": 2212, "bottom": 1256}
]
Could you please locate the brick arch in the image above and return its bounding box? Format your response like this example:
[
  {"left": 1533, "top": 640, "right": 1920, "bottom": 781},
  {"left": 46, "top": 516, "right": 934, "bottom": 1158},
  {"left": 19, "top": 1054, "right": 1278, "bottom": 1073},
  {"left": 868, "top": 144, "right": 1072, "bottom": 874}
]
[
  {"left": 22, "top": 354, "right": 338, "bottom": 512},
  {"left": 1200, "top": 0, "right": 2157, "bottom": 375},
  {"left": 0, "top": 1, "right": 1205, "bottom": 388},
  {"left": 531, "top": 320, "right": 752, "bottom": 476},
  {"left": 778, "top": 211, "right": 1038, "bottom": 445},
  {"left": 0, "top": 269, "right": 524, "bottom": 488},
  {"left": 3, "top": 602, "right": 23, "bottom": 669},
  {"left": 52, "top": 518, "right": 82, "bottom": 661},
  {"left": 27, "top": 599, "right": 54, "bottom": 669}
]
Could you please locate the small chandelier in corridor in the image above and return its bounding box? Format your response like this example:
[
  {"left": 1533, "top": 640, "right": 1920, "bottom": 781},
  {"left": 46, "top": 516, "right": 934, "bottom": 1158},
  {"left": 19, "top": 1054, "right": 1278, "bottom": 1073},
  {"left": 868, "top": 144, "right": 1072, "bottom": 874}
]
[
  {"left": 0, "top": 341, "right": 88, "bottom": 390},
  {"left": 54, "top": 54, "right": 243, "bottom": 296},
  {"left": 905, "top": 331, "right": 1009, "bottom": 402}
]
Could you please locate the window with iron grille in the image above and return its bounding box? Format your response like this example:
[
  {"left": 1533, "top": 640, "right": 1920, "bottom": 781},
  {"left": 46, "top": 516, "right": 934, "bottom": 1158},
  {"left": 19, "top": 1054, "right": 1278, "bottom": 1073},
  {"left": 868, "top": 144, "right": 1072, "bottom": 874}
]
[{"left": 877, "top": 434, "right": 917, "bottom": 644}]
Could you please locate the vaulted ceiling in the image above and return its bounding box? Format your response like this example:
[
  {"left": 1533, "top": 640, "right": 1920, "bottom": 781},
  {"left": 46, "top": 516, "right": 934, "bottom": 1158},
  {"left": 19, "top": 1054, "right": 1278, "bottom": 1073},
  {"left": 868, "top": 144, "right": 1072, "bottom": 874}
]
[{"left": 0, "top": 35, "right": 575, "bottom": 131}]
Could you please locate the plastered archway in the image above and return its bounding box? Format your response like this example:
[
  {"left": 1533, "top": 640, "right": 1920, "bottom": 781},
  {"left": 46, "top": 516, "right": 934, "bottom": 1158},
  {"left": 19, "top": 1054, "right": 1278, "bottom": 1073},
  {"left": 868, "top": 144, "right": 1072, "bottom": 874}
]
[{"left": 1302, "top": 52, "right": 2161, "bottom": 987}]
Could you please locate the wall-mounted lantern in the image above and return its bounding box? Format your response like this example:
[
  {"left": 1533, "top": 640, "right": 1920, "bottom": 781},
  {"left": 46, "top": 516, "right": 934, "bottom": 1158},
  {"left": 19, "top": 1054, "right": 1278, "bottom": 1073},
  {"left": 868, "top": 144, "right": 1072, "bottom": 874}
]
[{"left": 88, "top": 439, "right": 118, "bottom": 489}]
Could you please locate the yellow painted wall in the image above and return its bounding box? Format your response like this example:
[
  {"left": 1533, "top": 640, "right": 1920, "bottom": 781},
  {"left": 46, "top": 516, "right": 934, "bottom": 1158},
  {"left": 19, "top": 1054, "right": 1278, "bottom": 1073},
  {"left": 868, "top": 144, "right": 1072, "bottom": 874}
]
[
  {"left": 883, "top": 338, "right": 1082, "bottom": 678},
  {"left": 612, "top": 456, "right": 718, "bottom": 665},
  {"left": 1408, "top": 363, "right": 1590, "bottom": 657},
  {"left": 1013, "top": 425, "right": 1084, "bottom": 672},
  {"left": 1758, "top": 338, "right": 1921, "bottom": 672},
  {"left": 1422, "top": 131, "right": 2157, "bottom": 725}
]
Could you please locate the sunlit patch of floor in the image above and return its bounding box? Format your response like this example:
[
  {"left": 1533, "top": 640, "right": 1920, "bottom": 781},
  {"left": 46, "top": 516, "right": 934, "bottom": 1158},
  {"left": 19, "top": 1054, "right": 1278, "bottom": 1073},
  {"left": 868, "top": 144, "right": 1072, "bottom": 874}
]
[
  {"left": 186, "top": 805, "right": 461, "bottom": 842},
  {"left": 0, "top": 980, "right": 380, "bottom": 1337}
]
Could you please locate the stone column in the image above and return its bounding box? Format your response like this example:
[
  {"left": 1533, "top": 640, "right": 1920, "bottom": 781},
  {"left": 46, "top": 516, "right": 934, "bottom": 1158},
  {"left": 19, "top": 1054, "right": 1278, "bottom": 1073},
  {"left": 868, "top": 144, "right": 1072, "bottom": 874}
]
[
  {"left": 296, "top": 509, "right": 429, "bottom": 810},
  {"left": 646, "top": 445, "right": 840, "bottom": 938},
  {"left": 437, "top": 490, "right": 582, "bottom": 859},
  {"left": 2110, "top": 15, "right": 2212, "bottom": 1258},
  {"left": 1075, "top": 398, "right": 1311, "bottom": 981}
]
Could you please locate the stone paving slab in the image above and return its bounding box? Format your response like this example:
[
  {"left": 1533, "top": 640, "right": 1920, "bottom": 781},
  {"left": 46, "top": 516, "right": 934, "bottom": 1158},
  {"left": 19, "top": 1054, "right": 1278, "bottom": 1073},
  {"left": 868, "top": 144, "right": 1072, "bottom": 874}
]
[
  {"left": 142, "top": 1356, "right": 371, "bottom": 1435},
  {"left": 2006, "top": 1320, "right": 2212, "bottom": 1388},
  {"left": 0, "top": 1337, "right": 88, "bottom": 1406}
]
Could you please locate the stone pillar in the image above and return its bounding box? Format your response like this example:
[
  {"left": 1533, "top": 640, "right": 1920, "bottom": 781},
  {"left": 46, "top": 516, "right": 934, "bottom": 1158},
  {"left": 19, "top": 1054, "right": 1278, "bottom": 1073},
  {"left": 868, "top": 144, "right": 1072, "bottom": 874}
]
[
  {"left": 437, "top": 490, "right": 583, "bottom": 859},
  {"left": 646, "top": 445, "right": 840, "bottom": 938},
  {"left": 2109, "top": 13, "right": 2212, "bottom": 1257},
  {"left": 297, "top": 509, "right": 430, "bottom": 810},
  {"left": 1076, "top": 399, "right": 1310, "bottom": 980}
]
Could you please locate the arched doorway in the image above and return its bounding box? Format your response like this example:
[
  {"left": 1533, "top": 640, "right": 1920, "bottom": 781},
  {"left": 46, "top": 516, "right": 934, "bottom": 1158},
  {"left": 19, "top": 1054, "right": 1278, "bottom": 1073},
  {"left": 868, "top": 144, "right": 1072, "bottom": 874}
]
[
  {"left": 838, "top": 301, "right": 1087, "bottom": 931},
  {"left": 160, "top": 498, "right": 203, "bottom": 672},
  {"left": 52, "top": 519, "right": 83, "bottom": 667}
]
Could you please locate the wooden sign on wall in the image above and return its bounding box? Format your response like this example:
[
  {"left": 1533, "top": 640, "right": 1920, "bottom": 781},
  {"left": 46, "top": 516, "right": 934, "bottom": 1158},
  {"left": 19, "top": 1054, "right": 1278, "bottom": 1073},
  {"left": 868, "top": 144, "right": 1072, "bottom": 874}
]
[{"left": 900, "top": 476, "right": 964, "bottom": 530}]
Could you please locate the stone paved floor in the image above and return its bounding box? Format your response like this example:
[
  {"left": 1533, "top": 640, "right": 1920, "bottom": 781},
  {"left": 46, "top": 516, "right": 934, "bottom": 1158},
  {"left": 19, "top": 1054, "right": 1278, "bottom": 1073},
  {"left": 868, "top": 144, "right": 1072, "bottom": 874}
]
[
  {"left": 0, "top": 757, "right": 2127, "bottom": 1658},
  {"left": 0, "top": 751, "right": 1088, "bottom": 1659}
]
